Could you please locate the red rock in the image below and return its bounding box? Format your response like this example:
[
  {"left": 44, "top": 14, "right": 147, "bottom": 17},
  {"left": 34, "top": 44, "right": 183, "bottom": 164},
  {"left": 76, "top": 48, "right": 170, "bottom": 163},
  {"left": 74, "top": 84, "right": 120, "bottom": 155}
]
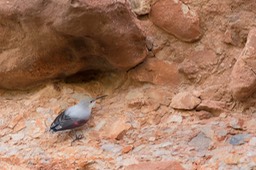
[
  {"left": 223, "top": 29, "right": 242, "bottom": 47},
  {"left": 194, "top": 111, "right": 213, "bottom": 120},
  {"left": 223, "top": 29, "right": 234, "bottom": 45},
  {"left": 196, "top": 100, "right": 227, "bottom": 116},
  {"left": 230, "top": 58, "right": 256, "bottom": 100},
  {"left": 13, "top": 120, "right": 26, "bottom": 133},
  {"left": 178, "top": 58, "right": 200, "bottom": 81},
  {"left": 188, "top": 50, "right": 218, "bottom": 68},
  {"left": 146, "top": 88, "right": 172, "bottom": 106},
  {"left": 179, "top": 50, "right": 218, "bottom": 82},
  {"left": 0, "top": 0, "right": 147, "bottom": 89},
  {"left": 130, "top": 58, "right": 181, "bottom": 87},
  {"left": 223, "top": 11, "right": 254, "bottom": 47},
  {"left": 150, "top": 0, "right": 202, "bottom": 42},
  {"left": 199, "top": 85, "right": 233, "bottom": 104},
  {"left": 8, "top": 114, "right": 24, "bottom": 130},
  {"left": 104, "top": 118, "right": 131, "bottom": 140},
  {"left": 230, "top": 28, "right": 256, "bottom": 100},
  {"left": 252, "top": 156, "right": 256, "bottom": 163},
  {"left": 122, "top": 145, "right": 133, "bottom": 154},
  {"left": 125, "top": 160, "right": 185, "bottom": 170},
  {"left": 170, "top": 92, "right": 201, "bottom": 110},
  {"left": 1, "top": 158, "right": 28, "bottom": 170}
]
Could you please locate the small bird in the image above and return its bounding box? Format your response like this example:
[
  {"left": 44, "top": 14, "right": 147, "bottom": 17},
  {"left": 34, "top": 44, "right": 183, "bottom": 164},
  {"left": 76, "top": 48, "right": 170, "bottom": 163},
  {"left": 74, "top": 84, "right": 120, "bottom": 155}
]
[{"left": 50, "top": 95, "right": 107, "bottom": 133}]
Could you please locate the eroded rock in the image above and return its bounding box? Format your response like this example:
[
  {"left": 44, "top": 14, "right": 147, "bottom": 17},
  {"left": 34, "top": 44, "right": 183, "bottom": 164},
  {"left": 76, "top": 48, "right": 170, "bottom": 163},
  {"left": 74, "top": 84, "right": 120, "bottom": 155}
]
[
  {"left": 125, "top": 160, "right": 185, "bottom": 170},
  {"left": 103, "top": 117, "right": 131, "bottom": 140},
  {"left": 0, "top": 0, "right": 147, "bottom": 89},
  {"left": 230, "top": 28, "right": 256, "bottom": 100},
  {"left": 129, "top": 0, "right": 152, "bottom": 16},
  {"left": 189, "top": 132, "right": 211, "bottom": 151},
  {"left": 196, "top": 100, "right": 227, "bottom": 116},
  {"left": 150, "top": 0, "right": 202, "bottom": 42},
  {"left": 170, "top": 92, "right": 201, "bottom": 110},
  {"left": 130, "top": 58, "right": 180, "bottom": 87}
]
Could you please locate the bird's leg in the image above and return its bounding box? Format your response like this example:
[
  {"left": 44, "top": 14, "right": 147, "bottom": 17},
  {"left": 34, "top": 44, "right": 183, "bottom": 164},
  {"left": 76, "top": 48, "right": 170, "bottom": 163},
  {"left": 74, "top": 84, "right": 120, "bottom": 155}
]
[
  {"left": 75, "top": 133, "right": 84, "bottom": 140},
  {"left": 70, "top": 130, "right": 84, "bottom": 146}
]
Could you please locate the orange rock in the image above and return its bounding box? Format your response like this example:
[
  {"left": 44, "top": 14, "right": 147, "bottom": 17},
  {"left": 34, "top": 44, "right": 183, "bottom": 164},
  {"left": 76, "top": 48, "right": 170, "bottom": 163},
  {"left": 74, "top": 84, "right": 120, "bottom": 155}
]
[
  {"left": 122, "top": 145, "right": 133, "bottom": 154},
  {"left": 13, "top": 120, "right": 26, "bottom": 132},
  {"left": 230, "top": 28, "right": 256, "bottom": 100},
  {"left": 196, "top": 100, "right": 228, "bottom": 116},
  {"left": 194, "top": 111, "right": 213, "bottom": 120},
  {"left": 224, "top": 154, "right": 241, "bottom": 165},
  {"left": 125, "top": 160, "right": 185, "bottom": 170},
  {"left": 251, "top": 156, "right": 256, "bottom": 163},
  {"left": 52, "top": 106, "right": 62, "bottom": 115},
  {"left": 150, "top": 0, "right": 202, "bottom": 42},
  {"left": 130, "top": 58, "right": 181, "bottom": 87},
  {"left": 8, "top": 114, "right": 24, "bottom": 129},
  {"left": 104, "top": 118, "right": 131, "bottom": 140},
  {"left": 170, "top": 92, "right": 201, "bottom": 110},
  {"left": 0, "top": 0, "right": 147, "bottom": 90}
]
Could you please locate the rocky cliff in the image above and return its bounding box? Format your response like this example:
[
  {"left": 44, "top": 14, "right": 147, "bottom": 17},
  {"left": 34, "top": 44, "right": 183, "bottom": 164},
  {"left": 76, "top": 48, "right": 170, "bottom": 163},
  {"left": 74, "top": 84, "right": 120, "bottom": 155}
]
[{"left": 1, "top": 0, "right": 256, "bottom": 169}]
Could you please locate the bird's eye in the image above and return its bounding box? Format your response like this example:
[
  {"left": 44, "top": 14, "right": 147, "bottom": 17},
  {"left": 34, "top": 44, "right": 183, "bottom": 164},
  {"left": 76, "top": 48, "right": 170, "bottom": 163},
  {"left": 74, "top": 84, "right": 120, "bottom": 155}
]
[{"left": 90, "top": 100, "right": 93, "bottom": 103}]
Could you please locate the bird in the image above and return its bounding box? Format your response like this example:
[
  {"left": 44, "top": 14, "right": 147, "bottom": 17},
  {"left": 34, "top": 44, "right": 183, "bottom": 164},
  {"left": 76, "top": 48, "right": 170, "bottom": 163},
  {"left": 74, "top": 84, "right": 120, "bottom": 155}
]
[{"left": 50, "top": 95, "right": 107, "bottom": 133}]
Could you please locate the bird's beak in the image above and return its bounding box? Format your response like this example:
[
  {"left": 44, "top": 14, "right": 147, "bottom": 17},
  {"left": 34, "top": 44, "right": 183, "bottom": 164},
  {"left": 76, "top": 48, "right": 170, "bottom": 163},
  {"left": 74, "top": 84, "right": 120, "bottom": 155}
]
[{"left": 91, "top": 95, "right": 108, "bottom": 102}]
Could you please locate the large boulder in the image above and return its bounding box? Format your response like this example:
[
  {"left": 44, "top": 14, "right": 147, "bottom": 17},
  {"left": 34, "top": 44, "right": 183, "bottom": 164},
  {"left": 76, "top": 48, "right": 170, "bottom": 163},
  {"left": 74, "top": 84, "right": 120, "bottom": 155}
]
[
  {"left": 0, "top": 0, "right": 147, "bottom": 89},
  {"left": 230, "top": 28, "right": 256, "bottom": 100},
  {"left": 150, "top": 0, "right": 202, "bottom": 42}
]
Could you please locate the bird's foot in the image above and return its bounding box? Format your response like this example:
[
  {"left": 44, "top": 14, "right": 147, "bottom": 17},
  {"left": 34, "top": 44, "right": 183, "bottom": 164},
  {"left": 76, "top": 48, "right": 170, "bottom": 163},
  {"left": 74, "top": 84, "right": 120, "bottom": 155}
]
[
  {"left": 75, "top": 133, "right": 84, "bottom": 140},
  {"left": 70, "top": 133, "right": 84, "bottom": 146}
]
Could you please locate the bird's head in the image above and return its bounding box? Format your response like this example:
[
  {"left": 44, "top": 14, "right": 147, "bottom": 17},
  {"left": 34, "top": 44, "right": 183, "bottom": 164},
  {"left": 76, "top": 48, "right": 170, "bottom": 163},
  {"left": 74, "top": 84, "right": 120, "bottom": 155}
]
[{"left": 80, "top": 95, "right": 107, "bottom": 109}]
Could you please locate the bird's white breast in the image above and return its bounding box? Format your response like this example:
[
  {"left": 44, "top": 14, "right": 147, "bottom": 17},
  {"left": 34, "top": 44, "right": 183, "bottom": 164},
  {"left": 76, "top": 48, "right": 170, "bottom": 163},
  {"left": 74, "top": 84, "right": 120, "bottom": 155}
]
[{"left": 66, "top": 104, "right": 91, "bottom": 120}]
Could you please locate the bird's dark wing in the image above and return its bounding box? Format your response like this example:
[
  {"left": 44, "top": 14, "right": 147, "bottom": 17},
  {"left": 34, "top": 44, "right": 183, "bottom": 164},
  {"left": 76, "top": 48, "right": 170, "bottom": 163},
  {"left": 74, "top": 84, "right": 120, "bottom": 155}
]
[{"left": 50, "top": 110, "right": 87, "bottom": 132}]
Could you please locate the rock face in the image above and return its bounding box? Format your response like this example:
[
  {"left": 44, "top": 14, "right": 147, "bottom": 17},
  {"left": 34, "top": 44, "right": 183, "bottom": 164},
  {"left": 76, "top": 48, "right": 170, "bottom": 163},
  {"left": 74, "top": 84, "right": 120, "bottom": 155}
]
[
  {"left": 3, "top": 0, "right": 256, "bottom": 169},
  {"left": 130, "top": 58, "right": 181, "bottom": 87},
  {"left": 150, "top": 0, "right": 202, "bottom": 42},
  {"left": 0, "top": 0, "right": 147, "bottom": 89},
  {"left": 196, "top": 100, "right": 227, "bottom": 116},
  {"left": 125, "top": 160, "right": 185, "bottom": 170},
  {"left": 230, "top": 28, "right": 256, "bottom": 100}
]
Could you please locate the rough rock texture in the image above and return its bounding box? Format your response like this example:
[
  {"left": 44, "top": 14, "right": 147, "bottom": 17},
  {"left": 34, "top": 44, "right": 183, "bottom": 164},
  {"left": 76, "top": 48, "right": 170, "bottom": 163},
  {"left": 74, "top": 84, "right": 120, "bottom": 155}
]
[
  {"left": 129, "top": 0, "right": 152, "bottom": 16},
  {"left": 196, "top": 100, "right": 228, "bottom": 116},
  {"left": 0, "top": 0, "right": 147, "bottom": 89},
  {"left": 230, "top": 28, "right": 256, "bottom": 100},
  {"left": 2, "top": 83, "right": 256, "bottom": 169},
  {"left": 170, "top": 92, "right": 201, "bottom": 110},
  {"left": 125, "top": 160, "right": 185, "bottom": 170},
  {"left": 129, "top": 58, "right": 181, "bottom": 87},
  {"left": 2, "top": 0, "right": 256, "bottom": 169},
  {"left": 150, "top": 0, "right": 202, "bottom": 42}
]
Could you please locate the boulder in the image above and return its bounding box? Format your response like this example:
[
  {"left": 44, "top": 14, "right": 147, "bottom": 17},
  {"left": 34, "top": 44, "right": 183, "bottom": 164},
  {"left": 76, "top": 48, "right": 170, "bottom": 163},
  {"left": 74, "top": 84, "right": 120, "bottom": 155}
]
[
  {"left": 170, "top": 92, "right": 201, "bottom": 110},
  {"left": 0, "top": 0, "right": 147, "bottom": 89},
  {"left": 150, "top": 0, "right": 202, "bottom": 42},
  {"left": 230, "top": 28, "right": 256, "bottom": 100}
]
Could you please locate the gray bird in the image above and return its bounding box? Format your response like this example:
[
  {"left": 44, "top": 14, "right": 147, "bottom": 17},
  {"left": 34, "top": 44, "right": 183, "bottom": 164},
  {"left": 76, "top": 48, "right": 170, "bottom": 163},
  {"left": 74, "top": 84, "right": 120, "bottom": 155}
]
[{"left": 50, "top": 95, "right": 107, "bottom": 132}]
